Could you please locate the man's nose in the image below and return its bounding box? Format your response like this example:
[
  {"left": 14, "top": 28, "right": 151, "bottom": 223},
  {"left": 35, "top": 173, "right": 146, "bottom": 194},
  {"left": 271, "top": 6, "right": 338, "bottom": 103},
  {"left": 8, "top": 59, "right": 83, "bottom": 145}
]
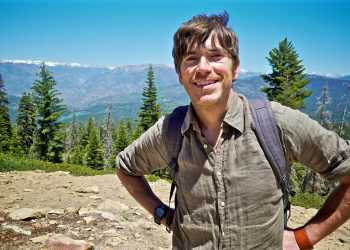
[{"left": 196, "top": 56, "right": 212, "bottom": 73}]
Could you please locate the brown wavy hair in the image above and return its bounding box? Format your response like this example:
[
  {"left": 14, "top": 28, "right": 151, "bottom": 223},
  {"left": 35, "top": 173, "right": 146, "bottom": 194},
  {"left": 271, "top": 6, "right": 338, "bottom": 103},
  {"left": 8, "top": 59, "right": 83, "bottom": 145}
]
[{"left": 172, "top": 11, "right": 239, "bottom": 74}]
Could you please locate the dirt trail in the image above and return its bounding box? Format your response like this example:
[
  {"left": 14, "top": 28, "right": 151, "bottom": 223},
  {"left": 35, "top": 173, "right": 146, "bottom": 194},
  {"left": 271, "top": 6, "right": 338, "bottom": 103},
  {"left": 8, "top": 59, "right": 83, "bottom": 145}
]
[{"left": 0, "top": 170, "right": 349, "bottom": 249}]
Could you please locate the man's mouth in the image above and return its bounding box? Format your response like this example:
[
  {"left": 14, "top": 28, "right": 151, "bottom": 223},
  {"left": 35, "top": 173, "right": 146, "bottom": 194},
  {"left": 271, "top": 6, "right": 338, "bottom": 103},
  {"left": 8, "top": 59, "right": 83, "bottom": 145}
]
[{"left": 193, "top": 80, "right": 218, "bottom": 87}]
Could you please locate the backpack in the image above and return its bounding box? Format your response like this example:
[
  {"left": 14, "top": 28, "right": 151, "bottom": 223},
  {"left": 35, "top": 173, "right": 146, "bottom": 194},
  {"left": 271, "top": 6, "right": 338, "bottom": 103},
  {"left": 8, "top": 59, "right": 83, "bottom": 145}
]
[{"left": 166, "top": 99, "right": 294, "bottom": 227}]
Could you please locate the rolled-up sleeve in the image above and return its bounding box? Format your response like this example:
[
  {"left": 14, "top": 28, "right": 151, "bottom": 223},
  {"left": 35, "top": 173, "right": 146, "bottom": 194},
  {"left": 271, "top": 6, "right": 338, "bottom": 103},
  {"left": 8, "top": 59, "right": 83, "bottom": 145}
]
[
  {"left": 271, "top": 101, "right": 350, "bottom": 181},
  {"left": 116, "top": 116, "right": 170, "bottom": 176}
]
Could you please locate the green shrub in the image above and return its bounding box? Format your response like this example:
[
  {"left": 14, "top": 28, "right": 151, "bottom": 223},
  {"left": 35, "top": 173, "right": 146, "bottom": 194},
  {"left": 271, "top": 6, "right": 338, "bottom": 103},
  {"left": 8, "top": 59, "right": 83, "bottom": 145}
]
[
  {"left": 0, "top": 153, "right": 114, "bottom": 176},
  {"left": 290, "top": 192, "right": 326, "bottom": 209},
  {"left": 145, "top": 174, "right": 161, "bottom": 182}
]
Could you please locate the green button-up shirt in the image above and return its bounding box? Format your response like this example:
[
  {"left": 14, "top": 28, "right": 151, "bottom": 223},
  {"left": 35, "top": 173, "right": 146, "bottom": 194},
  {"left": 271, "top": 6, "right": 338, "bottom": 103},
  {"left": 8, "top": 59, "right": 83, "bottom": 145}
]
[{"left": 116, "top": 93, "right": 350, "bottom": 250}]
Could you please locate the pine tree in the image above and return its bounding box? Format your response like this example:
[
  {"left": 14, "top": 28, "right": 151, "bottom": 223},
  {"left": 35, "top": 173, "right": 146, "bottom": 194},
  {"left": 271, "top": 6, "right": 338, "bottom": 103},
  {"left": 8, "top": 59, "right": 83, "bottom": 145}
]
[
  {"left": 102, "top": 105, "right": 113, "bottom": 169},
  {"left": 47, "top": 129, "right": 65, "bottom": 162},
  {"left": 137, "top": 65, "right": 161, "bottom": 133},
  {"left": 81, "top": 117, "right": 95, "bottom": 148},
  {"left": 262, "top": 38, "right": 311, "bottom": 109},
  {"left": 65, "top": 111, "right": 79, "bottom": 152},
  {"left": 31, "top": 63, "right": 66, "bottom": 162},
  {"left": 85, "top": 124, "right": 104, "bottom": 169},
  {"left": 0, "top": 74, "right": 12, "bottom": 152},
  {"left": 114, "top": 119, "right": 130, "bottom": 154},
  {"left": 9, "top": 127, "right": 24, "bottom": 156},
  {"left": 316, "top": 84, "right": 332, "bottom": 129},
  {"left": 302, "top": 83, "right": 333, "bottom": 195},
  {"left": 16, "top": 92, "right": 36, "bottom": 155},
  {"left": 339, "top": 84, "right": 350, "bottom": 137}
]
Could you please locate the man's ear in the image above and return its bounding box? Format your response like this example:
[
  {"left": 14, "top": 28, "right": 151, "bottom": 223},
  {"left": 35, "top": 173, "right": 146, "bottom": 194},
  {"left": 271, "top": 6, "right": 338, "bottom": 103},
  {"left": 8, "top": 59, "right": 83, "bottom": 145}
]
[
  {"left": 178, "top": 74, "right": 184, "bottom": 85},
  {"left": 232, "top": 64, "right": 240, "bottom": 81}
]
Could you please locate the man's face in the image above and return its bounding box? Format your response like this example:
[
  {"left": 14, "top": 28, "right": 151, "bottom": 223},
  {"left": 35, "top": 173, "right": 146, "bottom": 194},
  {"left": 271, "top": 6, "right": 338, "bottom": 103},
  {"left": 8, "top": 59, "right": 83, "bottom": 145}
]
[{"left": 178, "top": 35, "right": 239, "bottom": 109}]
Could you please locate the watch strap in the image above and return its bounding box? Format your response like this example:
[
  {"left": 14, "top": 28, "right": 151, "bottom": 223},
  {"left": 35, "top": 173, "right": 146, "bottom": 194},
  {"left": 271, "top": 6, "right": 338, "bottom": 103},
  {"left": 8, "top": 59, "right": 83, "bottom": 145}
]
[{"left": 154, "top": 204, "right": 169, "bottom": 225}]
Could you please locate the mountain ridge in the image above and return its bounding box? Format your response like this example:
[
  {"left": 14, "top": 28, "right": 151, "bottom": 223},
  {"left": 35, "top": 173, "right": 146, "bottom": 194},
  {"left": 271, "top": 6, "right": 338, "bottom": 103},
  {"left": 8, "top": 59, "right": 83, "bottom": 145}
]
[{"left": 1, "top": 61, "right": 349, "bottom": 123}]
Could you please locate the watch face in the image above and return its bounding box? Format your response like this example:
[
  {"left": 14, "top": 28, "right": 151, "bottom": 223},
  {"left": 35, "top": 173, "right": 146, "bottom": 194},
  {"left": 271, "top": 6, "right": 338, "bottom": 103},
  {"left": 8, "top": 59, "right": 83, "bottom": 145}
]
[
  {"left": 155, "top": 206, "right": 166, "bottom": 218},
  {"left": 154, "top": 205, "right": 169, "bottom": 225}
]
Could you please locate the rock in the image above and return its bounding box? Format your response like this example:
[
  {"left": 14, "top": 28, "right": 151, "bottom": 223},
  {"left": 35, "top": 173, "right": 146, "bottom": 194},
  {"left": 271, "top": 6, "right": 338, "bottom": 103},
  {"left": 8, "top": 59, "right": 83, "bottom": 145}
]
[
  {"left": 65, "top": 207, "right": 79, "bottom": 214},
  {"left": 0, "top": 216, "right": 5, "bottom": 223},
  {"left": 337, "top": 228, "right": 350, "bottom": 243},
  {"left": 12, "top": 194, "right": 23, "bottom": 201},
  {"left": 68, "top": 230, "right": 80, "bottom": 238},
  {"left": 105, "top": 237, "right": 123, "bottom": 247},
  {"left": 8, "top": 208, "right": 44, "bottom": 220},
  {"left": 104, "top": 229, "right": 118, "bottom": 236},
  {"left": 78, "top": 207, "right": 118, "bottom": 221},
  {"left": 36, "top": 207, "right": 52, "bottom": 215},
  {"left": 2, "top": 224, "right": 32, "bottom": 236},
  {"left": 31, "top": 234, "right": 49, "bottom": 244},
  {"left": 48, "top": 209, "right": 65, "bottom": 217},
  {"left": 32, "top": 222, "right": 45, "bottom": 230},
  {"left": 75, "top": 186, "right": 99, "bottom": 194},
  {"left": 115, "top": 225, "right": 125, "bottom": 230},
  {"left": 56, "top": 171, "right": 70, "bottom": 176},
  {"left": 46, "top": 234, "right": 94, "bottom": 250},
  {"left": 97, "top": 199, "right": 129, "bottom": 212},
  {"left": 78, "top": 207, "right": 96, "bottom": 216},
  {"left": 83, "top": 216, "right": 96, "bottom": 224},
  {"left": 99, "top": 211, "right": 118, "bottom": 221},
  {"left": 24, "top": 188, "right": 34, "bottom": 192},
  {"left": 89, "top": 195, "right": 102, "bottom": 200},
  {"left": 49, "top": 220, "right": 58, "bottom": 225}
]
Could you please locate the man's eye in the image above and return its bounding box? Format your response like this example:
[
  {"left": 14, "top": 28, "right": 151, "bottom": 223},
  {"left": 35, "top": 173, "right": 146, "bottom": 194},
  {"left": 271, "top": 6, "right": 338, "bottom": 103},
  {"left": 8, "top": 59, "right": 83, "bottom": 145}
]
[
  {"left": 185, "top": 56, "right": 197, "bottom": 62},
  {"left": 209, "top": 54, "right": 223, "bottom": 61}
]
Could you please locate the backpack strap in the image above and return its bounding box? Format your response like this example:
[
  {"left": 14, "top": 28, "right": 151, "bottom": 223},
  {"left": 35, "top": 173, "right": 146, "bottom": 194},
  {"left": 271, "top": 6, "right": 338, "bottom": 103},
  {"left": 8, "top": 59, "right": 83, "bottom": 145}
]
[
  {"left": 249, "top": 99, "right": 293, "bottom": 227},
  {"left": 166, "top": 105, "right": 188, "bottom": 209}
]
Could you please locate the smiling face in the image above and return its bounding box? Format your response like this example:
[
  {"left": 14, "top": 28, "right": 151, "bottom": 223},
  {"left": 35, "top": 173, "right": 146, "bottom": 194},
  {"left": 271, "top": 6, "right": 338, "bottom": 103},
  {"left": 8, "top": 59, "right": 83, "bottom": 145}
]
[{"left": 179, "top": 34, "right": 239, "bottom": 109}]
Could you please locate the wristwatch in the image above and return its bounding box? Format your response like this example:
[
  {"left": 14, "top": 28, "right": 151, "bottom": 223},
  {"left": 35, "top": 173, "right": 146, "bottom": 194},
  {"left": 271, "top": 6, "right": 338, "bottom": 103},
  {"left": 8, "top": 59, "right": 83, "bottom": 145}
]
[{"left": 154, "top": 204, "right": 169, "bottom": 225}]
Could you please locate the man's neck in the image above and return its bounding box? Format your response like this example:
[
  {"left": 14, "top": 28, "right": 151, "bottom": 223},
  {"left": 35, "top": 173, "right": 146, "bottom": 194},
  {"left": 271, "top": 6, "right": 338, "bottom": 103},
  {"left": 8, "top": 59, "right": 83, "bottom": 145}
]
[{"left": 192, "top": 90, "right": 234, "bottom": 146}]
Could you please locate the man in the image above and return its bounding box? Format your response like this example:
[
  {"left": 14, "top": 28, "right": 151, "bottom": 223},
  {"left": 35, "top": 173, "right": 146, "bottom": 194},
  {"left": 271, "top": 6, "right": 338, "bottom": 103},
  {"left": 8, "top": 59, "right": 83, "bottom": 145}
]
[{"left": 116, "top": 12, "right": 350, "bottom": 249}]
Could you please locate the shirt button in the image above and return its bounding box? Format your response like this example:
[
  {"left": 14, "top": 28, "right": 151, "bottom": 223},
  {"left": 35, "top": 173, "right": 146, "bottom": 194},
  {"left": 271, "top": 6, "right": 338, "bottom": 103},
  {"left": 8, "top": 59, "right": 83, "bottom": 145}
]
[
  {"left": 221, "top": 201, "right": 225, "bottom": 207},
  {"left": 203, "top": 144, "right": 208, "bottom": 149}
]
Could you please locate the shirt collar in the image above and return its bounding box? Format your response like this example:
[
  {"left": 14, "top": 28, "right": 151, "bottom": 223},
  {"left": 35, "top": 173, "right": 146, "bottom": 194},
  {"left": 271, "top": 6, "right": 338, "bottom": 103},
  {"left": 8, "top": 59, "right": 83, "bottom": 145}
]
[
  {"left": 180, "top": 92, "right": 244, "bottom": 135},
  {"left": 223, "top": 93, "right": 244, "bottom": 134}
]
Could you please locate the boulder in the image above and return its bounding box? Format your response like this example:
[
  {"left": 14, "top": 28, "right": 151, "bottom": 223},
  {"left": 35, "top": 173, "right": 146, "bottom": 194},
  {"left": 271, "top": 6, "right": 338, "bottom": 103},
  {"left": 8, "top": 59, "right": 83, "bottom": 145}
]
[
  {"left": 31, "top": 234, "right": 49, "bottom": 244},
  {"left": 83, "top": 216, "right": 96, "bottom": 224},
  {"left": 8, "top": 208, "right": 44, "bottom": 220},
  {"left": 46, "top": 234, "right": 94, "bottom": 250},
  {"left": 75, "top": 186, "right": 99, "bottom": 194},
  {"left": 48, "top": 209, "right": 65, "bottom": 218},
  {"left": 2, "top": 224, "right": 31, "bottom": 236}
]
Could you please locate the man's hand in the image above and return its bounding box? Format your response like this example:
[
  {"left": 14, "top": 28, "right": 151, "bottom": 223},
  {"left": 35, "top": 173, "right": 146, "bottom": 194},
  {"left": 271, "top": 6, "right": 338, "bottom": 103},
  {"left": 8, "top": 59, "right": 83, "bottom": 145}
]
[{"left": 283, "top": 230, "right": 300, "bottom": 250}]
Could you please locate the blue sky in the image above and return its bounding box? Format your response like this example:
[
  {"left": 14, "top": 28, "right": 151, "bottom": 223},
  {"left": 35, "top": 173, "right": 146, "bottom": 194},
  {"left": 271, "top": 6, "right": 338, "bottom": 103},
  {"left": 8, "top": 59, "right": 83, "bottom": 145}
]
[{"left": 1, "top": 0, "right": 349, "bottom": 75}]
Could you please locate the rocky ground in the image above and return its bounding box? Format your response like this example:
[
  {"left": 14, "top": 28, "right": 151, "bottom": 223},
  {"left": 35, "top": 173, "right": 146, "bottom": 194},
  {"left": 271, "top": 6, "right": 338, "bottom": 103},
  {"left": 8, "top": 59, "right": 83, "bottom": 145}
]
[{"left": 0, "top": 170, "right": 349, "bottom": 250}]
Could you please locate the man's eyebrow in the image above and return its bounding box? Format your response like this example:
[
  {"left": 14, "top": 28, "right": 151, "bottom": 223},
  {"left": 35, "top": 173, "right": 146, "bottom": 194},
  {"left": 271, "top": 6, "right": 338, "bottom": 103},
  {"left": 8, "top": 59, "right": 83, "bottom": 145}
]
[
  {"left": 208, "top": 48, "right": 224, "bottom": 53},
  {"left": 184, "top": 51, "right": 198, "bottom": 56}
]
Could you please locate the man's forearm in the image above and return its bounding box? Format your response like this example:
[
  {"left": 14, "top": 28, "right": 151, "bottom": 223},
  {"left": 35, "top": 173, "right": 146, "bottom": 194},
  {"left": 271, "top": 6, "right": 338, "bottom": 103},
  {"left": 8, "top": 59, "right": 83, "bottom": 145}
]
[
  {"left": 304, "top": 175, "right": 350, "bottom": 245},
  {"left": 116, "top": 169, "right": 163, "bottom": 217}
]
